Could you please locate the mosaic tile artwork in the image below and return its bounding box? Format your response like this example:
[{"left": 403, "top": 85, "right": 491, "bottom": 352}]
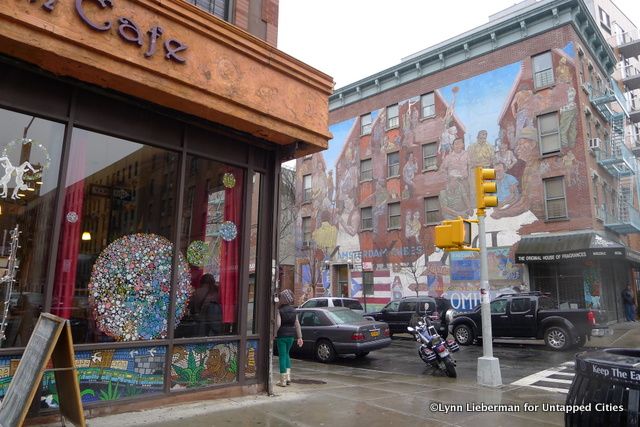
[
  {"left": 171, "top": 342, "right": 238, "bottom": 390},
  {"left": 245, "top": 340, "right": 258, "bottom": 379}
]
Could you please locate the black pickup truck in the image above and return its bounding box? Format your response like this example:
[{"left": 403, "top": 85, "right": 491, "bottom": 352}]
[{"left": 449, "top": 293, "right": 611, "bottom": 351}]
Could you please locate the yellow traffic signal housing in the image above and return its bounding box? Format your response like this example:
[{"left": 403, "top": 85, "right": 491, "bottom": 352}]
[
  {"left": 435, "top": 217, "right": 473, "bottom": 249},
  {"left": 475, "top": 167, "right": 498, "bottom": 209}
]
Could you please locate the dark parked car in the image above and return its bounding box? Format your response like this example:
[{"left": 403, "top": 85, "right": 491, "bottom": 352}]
[
  {"left": 449, "top": 292, "right": 611, "bottom": 351},
  {"left": 290, "top": 307, "right": 391, "bottom": 362},
  {"left": 366, "top": 296, "right": 451, "bottom": 336}
]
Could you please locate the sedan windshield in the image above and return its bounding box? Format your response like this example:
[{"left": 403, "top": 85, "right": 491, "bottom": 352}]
[{"left": 326, "top": 310, "right": 366, "bottom": 324}]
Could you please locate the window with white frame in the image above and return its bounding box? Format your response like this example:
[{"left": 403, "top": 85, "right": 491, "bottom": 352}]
[
  {"left": 303, "top": 174, "right": 312, "bottom": 202},
  {"left": 599, "top": 7, "right": 611, "bottom": 33},
  {"left": 538, "top": 112, "right": 560, "bottom": 154},
  {"left": 302, "top": 216, "right": 312, "bottom": 246},
  {"left": 360, "top": 159, "right": 373, "bottom": 181},
  {"left": 421, "top": 92, "right": 435, "bottom": 118},
  {"left": 422, "top": 142, "right": 437, "bottom": 170},
  {"left": 361, "top": 113, "right": 372, "bottom": 135},
  {"left": 424, "top": 196, "right": 441, "bottom": 224},
  {"left": 388, "top": 202, "right": 401, "bottom": 229},
  {"left": 361, "top": 207, "right": 373, "bottom": 230},
  {"left": 386, "top": 104, "right": 399, "bottom": 129},
  {"left": 387, "top": 151, "right": 400, "bottom": 177},
  {"left": 544, "top": 177, "right": 567, "bottom": 220},
  {"left": 533, "top": 52, "right": 554, "bottom": 89}
]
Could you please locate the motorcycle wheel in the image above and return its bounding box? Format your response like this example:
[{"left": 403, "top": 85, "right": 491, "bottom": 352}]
[
  {"left": 418, "top": 348, "right": 431, "bottom": 365},
  {"left": 444, "top": 358, "right": 457, "bottom": 378}
]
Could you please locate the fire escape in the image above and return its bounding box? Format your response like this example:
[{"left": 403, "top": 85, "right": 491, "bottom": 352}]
[{"left": 587, "top": 30, "right": 640, "bottom": 234}]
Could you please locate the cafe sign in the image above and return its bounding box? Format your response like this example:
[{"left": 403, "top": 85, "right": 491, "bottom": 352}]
[{"left": 29, "top": 0, "right": 187, "bottom": 63}]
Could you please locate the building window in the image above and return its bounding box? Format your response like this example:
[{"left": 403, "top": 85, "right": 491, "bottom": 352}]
[
  {"left": 362, "top": 271, "right": 374, "bottom": 296},
  {"left": 538, "top": 112, "right": 560, "bottom": 155},
  {"left": 387, "top": 152, "right": 400, "bottom": 177},
  {"left": 302, "top": 216, "right": 312, "bottom": 246},
  {"left": 361, "top": 207, "right": 373, "bottom": 230},
  {"left": 544, "top": 177, "right": 567, "bottom": 220},
  {"left": 422, "top": 142, "right": 437, "bottom": 170},
  {"left": 533, "top": 52, "right": 554, "bottom": 89},
  {"left": 188, "top": 0, "right": 229, "bottom": 20},
  {"left": 424, "top": 196, "right": 442, "bottom": 224},
  {"left": 303, "top": 174, "right": 312, "bottom": 202},
  {"left": 361, "top": 113, "right": 372, "bottom": 135},
  {"left": 388, "top": 202, "right": 401, "bottom": 229},
  {"left": 360, "top": 159, "right": 373, "bottom": 181},
  {"left": 599, "top": 7, "right": 611, "bottom": 33},
  {"left": 386, "top": 104, "right": 399, "bottom": 129},
  {"left": 421, "top": 92, "right": 435, "bottom": 118}
]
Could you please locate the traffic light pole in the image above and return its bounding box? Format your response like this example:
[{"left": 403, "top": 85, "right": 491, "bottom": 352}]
[{"left": 477, "top": 208, "right": 502, "bottom": 387}]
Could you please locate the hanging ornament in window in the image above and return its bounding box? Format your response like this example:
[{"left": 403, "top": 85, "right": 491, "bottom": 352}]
[
  {"left": 219, "top": 221, "right": 238, "bottom": 241},
  {"left": 222, "top": 172, "right": 236, "bottom": 188},
  {"left": 187, "top": 240, "right": 211, "bottom": 267},
  {"left": 66, "top": 211, "right": 79, "bottom": 223}
]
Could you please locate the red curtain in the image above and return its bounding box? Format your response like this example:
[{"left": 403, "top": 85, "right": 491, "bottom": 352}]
[
  {"left": 219, "top": 171, "right": 243, "bottom": 325},
  {"left": 52, "top": 139, "right": 85, "bottom": 319}
]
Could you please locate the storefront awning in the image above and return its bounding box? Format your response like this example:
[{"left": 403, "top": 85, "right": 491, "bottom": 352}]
[{"left": 514, "top": 231, "right": 626, "bottom": 263}]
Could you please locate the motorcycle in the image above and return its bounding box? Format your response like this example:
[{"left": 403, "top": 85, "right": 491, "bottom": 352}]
[{"left": 407, "top": 313, "right": 459, "bottom": 378}]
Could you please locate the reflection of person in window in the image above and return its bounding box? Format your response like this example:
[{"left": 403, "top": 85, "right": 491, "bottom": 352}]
[{"left": 192, "top": 274, "right": 222, "bottom": 336}]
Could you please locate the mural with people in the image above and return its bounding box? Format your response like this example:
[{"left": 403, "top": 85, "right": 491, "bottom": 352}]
[{"left": 296, "top": 42, "right": 585, "bottom": 310}]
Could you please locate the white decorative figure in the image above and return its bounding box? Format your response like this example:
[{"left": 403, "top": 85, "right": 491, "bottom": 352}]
[
  {"left": 11, "top": 161, "right": 38, "bottom": 199},
  {"left": 0, "top": 156, "right": 14, "bottom": 198}
]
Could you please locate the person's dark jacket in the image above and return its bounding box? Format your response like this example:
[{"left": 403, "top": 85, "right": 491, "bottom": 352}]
[
  {"left": 622, "top": 289, "right": 635, "bottom": 305},
  {"left": 277, "top": 305, "right": 298, "bottom": 338}
]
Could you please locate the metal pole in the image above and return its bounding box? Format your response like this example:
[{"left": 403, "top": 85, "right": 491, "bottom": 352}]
[{"left": 477, "top": 209, "right": 502, "bottom": 387}]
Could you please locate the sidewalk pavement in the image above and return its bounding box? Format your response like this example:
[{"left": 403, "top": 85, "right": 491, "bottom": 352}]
[{"left": 37, "top": 322, "right": 640, "bottom": 427}]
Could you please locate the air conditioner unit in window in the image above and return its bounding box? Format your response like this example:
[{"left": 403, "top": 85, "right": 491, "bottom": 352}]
[{"left": 589, "top": 138, "right": 601, "bottom": 151}]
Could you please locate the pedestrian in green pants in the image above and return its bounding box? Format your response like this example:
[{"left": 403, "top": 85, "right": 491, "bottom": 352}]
[{"left": 275, "top": 289, "right": 303, "bottom": 386}]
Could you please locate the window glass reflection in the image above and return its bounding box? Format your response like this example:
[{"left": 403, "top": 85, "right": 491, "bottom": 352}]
[
  {"left": 174, "top": 156, "right": 244, "bottom": 338},
  {"left": 52, "top": 128, "right": 179, "bottom": 343},
  {"left": 0, "top": 109, "right": 64, "bottom": 348}
]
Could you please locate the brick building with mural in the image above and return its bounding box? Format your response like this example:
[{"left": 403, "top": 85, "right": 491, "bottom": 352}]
[{"left": 295, "top": 0, "right": 640, "bottom": 321}]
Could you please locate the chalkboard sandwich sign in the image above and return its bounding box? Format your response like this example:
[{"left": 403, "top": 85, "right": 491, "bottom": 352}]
[{"left": 0, "top": 313, "right": 85, "bottom": 427}]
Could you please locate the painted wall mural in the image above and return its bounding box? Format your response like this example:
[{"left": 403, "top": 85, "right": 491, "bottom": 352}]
[
  {"left": 245, "top": 340, "right": 257, "bottom": 379},
  {"left": 297, "top": 42, "right": 589, "bottom": 310},
  {"left": 170, "top": 342, "right": 238, "bottom": 390}
]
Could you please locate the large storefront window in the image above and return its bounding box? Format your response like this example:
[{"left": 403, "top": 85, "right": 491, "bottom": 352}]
[
  {"left": 247, "top": 172, "right": 262, "bottom": 335},
  {"left": 52, "top": 128, "right": 179, "bottom": 343},
  {"left": 173, "top": 156, "right": 244, "bottom": 338},
  {"left": 0, "top": 109, "right": 64, "bottom": 348}
]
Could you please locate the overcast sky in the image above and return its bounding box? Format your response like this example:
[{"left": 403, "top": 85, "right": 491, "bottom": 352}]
[{"left": 279, "top": 0, "right": 640, "bottom": 89}]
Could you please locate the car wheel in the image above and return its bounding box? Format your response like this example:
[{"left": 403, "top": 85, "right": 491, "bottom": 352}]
[
  {"left": 355, "top": 351, "right": 369, "bottom": 358},
  {"left": 453, "top": 324, "right": 473, "bottom": 346},
  {"left": 315, "top": 339, "right": 336, "bottom": 363},
  {"left": 573, "top": 334, "right": 586, "bottom": 348},
  {"left": 544, "top": 326, "right": 570, "bottom": 351}
]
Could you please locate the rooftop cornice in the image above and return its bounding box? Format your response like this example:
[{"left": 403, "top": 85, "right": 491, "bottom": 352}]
[{"left": 330, "top": 0, "right": 617, "bottom": 111}]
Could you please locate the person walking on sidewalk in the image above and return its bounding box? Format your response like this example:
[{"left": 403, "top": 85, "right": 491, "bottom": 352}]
[
  {"left": 622, "top": 284, "right": 636, "bottom": 322},
  {"left": 275, "top": 289, "right": 303, "bottom": 387}
]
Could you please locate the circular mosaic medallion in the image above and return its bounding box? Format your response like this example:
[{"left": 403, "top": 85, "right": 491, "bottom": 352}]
[
  {"left": 66, "top": 211, "right": 79, "bottom": 223},
  {"left": 88, "top": 233, "right": 192, "bottom": 341},
  {"left": 222, "top": 172, "right": 236, "bottom": 188},
  {"left": 219, "top": 221, "right": 238, "bottom": 241},
  {"left": 187, "top": 240, "right": 211, "bottom": 267}
]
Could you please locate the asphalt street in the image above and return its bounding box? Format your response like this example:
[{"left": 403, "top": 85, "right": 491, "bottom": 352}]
[{"left": 309, "top": 333, "right": 576, "bottom": 386}]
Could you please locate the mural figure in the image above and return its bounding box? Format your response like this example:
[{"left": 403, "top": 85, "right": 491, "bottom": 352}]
[
  {"left": 468, "top": 130, "right": 494, "bottom": 169},
  {"left": 559, "top": 86, "right": 577, "bottom": 148},
  {"left": 440, "top": 138, "right": 473, "bottom": 218},
  {"left": 502, "top": 138, "right": 543, "bottom": 218},
  {"left": 510, "top": 83, "right": 536, "bottom": 141},
  {"left": 556, "top": 56, "right": 572, "bottom": 84},
  {"left": 402, "top": 151, "right": 418, "bottom": 198},
  {"left": 494, "top": 138, "right": 517, "bottom": 171},
  {"left": 494, "top": 162, "right": 520, "bottom": 210},
  {"left": 373, "top": 179, "right": 390, "bottom": 227},
  {"left": 439, "top": 126, "right": 458, "bottom": 155},
  {"left": 405, "top": 210, "right": 422, "bottom": 245},
  {"left": 391, "top": 276, "right": 403, "bottom": 299}
]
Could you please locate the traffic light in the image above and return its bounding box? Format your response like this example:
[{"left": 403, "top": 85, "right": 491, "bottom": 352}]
[
  {"left": 435, "top": 217, "right": 473, "bottom": 249},
  {"left": 475, "top": 167, "right": 498, "bottom": 210}
]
